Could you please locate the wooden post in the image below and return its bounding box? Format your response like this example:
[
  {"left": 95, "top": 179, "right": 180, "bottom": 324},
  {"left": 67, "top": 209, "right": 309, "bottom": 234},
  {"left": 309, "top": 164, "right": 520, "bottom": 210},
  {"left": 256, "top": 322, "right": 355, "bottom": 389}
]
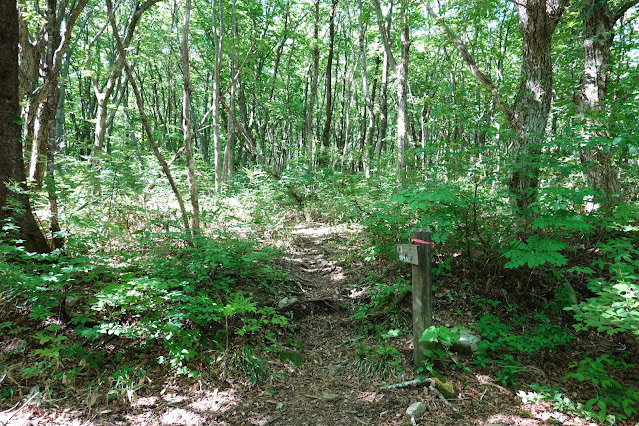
[{"left": 411, "top": 228, "right": 432, "bottom": 369}]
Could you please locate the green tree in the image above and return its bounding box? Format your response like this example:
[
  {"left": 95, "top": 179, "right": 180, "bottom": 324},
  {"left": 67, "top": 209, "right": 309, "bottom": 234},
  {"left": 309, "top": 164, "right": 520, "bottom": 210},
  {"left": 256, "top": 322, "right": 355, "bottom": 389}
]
[{"left": 0, "top": 0, "right": 51, "bottom": 254}]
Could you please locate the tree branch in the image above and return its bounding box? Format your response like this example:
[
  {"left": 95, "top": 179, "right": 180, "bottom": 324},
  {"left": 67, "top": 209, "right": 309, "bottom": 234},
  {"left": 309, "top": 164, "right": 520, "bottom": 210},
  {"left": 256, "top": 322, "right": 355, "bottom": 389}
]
[
  {"left": 424, "top": 4, "right": 517, "bottom": 130},
  {"left": 371, "top": 0, "right": 398, "bottom": 72},
  {"left": 614, "top": 0, "right": 639, "bottom": 23},
  {"left": 106, "top": 0, "right": 190, "bottom": 232}
]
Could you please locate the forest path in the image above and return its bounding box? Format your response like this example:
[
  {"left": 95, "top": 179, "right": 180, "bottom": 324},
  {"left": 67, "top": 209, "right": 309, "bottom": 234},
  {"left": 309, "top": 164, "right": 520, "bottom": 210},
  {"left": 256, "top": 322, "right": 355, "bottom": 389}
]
[{"left": 215, "top": 222, "right": 429, "bottom": 425}]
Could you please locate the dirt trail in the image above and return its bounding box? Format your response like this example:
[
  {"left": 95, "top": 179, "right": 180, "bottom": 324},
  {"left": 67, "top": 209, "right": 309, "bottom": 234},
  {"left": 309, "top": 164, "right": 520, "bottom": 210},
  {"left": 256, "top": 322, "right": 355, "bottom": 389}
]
[
  {"left": 208, "top": 224, "right": 547, "bottom": 426},
  {"left": 217, "top": 223, "right": 431, "bottom": 426}
]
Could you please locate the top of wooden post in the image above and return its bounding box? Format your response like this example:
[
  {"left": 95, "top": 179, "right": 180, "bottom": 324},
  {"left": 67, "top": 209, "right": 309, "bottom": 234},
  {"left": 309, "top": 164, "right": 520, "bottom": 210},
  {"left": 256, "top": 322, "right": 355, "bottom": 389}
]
[{"left": 411, "top": 228, "right": 431, "bottom": 239}]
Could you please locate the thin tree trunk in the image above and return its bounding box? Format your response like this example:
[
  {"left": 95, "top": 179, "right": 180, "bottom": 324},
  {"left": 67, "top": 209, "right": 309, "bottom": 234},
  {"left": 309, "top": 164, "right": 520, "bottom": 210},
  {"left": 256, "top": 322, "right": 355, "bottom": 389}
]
[
  {"left": 305, "top": 0, "right": 320, "bottom": 160},
  {"left": 320, "top": 0, "right": 339, "bottom": 165},
  {"left": 55, "top": 52, "right": 69, "bottom": 149},
  {"left": 372, "top": 0, "right": 410, "bottom": 178},
  {"left": 91, "top": 0, "right": 161, "bottom": 166},
  {"left": 181, "top": 0, "right": 200, "bottom": 233},
  {"left": 201, "top": 71, "right": 211, "bottom": 163},
  {"left": 358, "top": 2, "right": 375, "bottom": 178},
  {"left": 46, "top": 86, "right": 64, "bottom": 249},
  {"left": 106, "top": 0, "right": 190, "bottom": 232},
  {"left": 396, "top": 7, "right": 410, "bottom": 177},
  {"left": 212, "top": 0, "right": 224, "bottom": 192},
  {"left": 376, "top": 54, "right": 388, "bottom": 157}
]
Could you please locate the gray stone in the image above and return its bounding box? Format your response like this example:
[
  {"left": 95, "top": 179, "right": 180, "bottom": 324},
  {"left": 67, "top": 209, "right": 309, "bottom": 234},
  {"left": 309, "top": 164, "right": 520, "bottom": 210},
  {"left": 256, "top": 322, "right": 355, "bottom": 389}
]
[
  {"left": 278, "top": 297, "right": 298, "bottom": 309},
  {"left": 65, "top": 296, "right": 80, "bottom": 307},
  {"left": 329, "top": 365, "right": 343, "bottom": 376},
  {"left": 450, "top": 328, "right": 481, "bottom": 355},
  {"left": 322, "top": 393, "right": 342, "bottom": 402},
  {"left": 276, "top": 402, "right": 284, "bottom": 410},
  {"left": 406, "top": 401, "right": 427, "bottom": 417}
]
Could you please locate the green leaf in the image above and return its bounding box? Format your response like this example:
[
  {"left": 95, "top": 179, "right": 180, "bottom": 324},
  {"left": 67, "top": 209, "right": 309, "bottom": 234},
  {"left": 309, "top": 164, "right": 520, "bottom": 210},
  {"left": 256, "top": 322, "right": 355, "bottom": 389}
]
[{"left": 420, "top": 326, "right": 440, "bottom": 343}]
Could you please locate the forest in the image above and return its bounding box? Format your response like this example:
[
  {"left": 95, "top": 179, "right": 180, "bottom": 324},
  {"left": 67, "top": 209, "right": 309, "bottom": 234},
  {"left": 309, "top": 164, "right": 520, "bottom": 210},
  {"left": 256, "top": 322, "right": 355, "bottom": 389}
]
[{"left": 1, "top": 0, "right": 638, "bottom": 424}]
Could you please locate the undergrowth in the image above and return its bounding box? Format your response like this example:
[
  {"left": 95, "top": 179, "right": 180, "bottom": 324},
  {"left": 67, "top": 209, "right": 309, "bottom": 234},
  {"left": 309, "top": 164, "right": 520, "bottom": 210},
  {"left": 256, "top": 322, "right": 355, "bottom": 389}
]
[{"left": 0, "top": 220, "right": 291, "bottom": 407}]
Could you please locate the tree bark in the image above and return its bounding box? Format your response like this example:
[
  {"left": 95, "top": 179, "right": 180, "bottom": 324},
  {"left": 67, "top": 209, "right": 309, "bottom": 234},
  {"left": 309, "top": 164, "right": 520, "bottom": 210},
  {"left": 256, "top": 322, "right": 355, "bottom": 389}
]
[
  {"left": 575, "top": 0, "right": 638, "bottom": 209},
  {"left": 372, "top": 0, "right": 410, "bottom": 178},
  {"left": 0, "top": 0, "right": 51, "bottom": 253},
  {"left": 320, "top": 0, "right": 339, "bottom": 164},
  {"left": 212, "top": 0, "right": 224, "bottom": 192},
  {"left": 396, "top": 8, "right": 410, "bottom": 177},
  {"left": 22, "top": 0, "right": 89, "bottom": 189},
  {"left": 376, "top": 54, "right": 389, "bottom": 157},
  {"left": 357, "top": 2, "right": 375, "bottom": 178},
  {"left": 304, "top": 0, "right": 320, "bottom": 162},
  {"left": 181, "top": 0, "right": 200, "bottom": 233},
  {"left": 508, "top": 0, "right": 566, "bottom": 216}
]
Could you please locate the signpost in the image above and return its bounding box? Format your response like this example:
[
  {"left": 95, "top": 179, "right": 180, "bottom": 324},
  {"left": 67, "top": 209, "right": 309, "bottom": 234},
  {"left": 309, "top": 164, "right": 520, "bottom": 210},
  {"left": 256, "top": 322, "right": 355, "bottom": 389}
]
[{"left": 396, "top": 228, "right": 433, "bottom": 369}]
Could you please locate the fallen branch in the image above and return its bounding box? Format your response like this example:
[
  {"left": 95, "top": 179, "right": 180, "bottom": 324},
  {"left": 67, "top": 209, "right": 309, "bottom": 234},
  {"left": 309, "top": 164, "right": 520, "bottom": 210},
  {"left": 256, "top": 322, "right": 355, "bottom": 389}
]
[
  {"left": 260, "top": 415, "right": 282, "bottom": 425},
  {"left": 365, "top": 291, "right": 409, "bottom": 319},
  {"left": 429, "top": 383, "right": 459, "bottom": 412},
  {"left": 279, "top": 297, "right": 337, "bottom": 311},
  {"left": 304, "top": 394, "right": 322, "bottom": 399},
  {"left": 0, "top": 388, "right": 40, "bottom": 426},
  {"left": 379, "top": 377, "right": 431, "bottom": 390}
]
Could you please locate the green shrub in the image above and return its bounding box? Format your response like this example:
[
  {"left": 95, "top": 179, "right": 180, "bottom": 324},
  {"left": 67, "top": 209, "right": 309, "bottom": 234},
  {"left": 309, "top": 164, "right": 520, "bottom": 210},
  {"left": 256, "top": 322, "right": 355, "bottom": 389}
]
[
  {"left": 472, "top": 306, "right": 573, "bottom": 386},
  {"left": 418, "top": 325, "right": 462, "bottom": 374},
  {"left": 566, "top": 238, "right": 639, "bottom": 338}
]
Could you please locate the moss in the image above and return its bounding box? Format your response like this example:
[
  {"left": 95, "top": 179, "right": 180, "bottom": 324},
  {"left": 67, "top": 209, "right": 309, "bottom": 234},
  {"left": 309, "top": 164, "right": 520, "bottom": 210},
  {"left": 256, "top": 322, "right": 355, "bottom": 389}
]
[
  {"left": 430, "top": 376, "right": 457, "bottom": 399},
  {"left": 279, "top": 350, "right": 306, "bottom": 367}
]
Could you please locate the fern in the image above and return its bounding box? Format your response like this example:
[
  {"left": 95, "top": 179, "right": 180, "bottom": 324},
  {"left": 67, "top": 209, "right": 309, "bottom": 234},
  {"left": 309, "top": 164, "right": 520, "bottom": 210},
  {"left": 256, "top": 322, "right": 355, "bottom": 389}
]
[
  {"left": 502, "top": 235, "right": 568, "bottom": 269},
  {"left": 532, "top": 213, "right": 593, "bottom": 232}
]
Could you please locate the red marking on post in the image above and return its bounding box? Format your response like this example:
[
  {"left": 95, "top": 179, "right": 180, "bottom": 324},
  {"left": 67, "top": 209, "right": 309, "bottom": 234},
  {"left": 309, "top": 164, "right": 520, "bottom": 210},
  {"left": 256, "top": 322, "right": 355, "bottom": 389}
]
[{"left": 411, "top": 238, "right": 434, "bottom": 246}]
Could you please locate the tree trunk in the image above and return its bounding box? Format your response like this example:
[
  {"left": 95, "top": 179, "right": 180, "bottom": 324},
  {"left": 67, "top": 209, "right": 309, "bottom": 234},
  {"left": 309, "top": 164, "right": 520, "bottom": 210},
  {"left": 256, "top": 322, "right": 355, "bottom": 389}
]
[
  {"left": 396, "top": 8, "right": 410, "bottom": 177},
  {"left": 27, "top": 0, "right": 60, "bottom": 189},
  {"left": 372, "top": 0, "right": 410, "bottom": 178},
  {"left": 427, "top": 0, "right": 566, "bottom": 219},
  {"left": 106, "top": 0, "right": 190, "bottom": 233},
  {"left": 21, "top": 0, "right": 89, "bottom": 189},
  {"left": 508, "top": 0, "right": 566, "bottom": 216},
  {"left": 47, "top": 86, "right": 64, "bottom": 250},
  {"left": 575, "top": 0, "right": 637, "bottom": 209},
  {"left": 55, "top": 53, "right": 69, "bottom": 149},
  {"left": 91, "top": 1, "right": 161, "bottom": 166},
  {"left": 358, "top": 3, "right": 375, "bottom": 178},
  {"left": 305, "top": 0, "right": 321, "bottom": 158},
  {"left": 181, "top": 0, "right": 200, "bottom": 233},
  {"left": 0, "top": 0, "right": 51, "bottom": 253},
  {"left": 376, "top": 54, "right": 389, "bottom": 157},
  {"left": 212, "top": 0, "right": 224, "bottom": 192},
  {"left": 320, "top": 0, "right": 339, "bottom": 164}
]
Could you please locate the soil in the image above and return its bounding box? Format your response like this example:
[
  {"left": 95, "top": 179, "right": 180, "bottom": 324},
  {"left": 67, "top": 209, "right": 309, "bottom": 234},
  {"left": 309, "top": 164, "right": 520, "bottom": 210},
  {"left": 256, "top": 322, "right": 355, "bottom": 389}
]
[{"left": 0, "top": 223, "right": 633, "bottom": 425}]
